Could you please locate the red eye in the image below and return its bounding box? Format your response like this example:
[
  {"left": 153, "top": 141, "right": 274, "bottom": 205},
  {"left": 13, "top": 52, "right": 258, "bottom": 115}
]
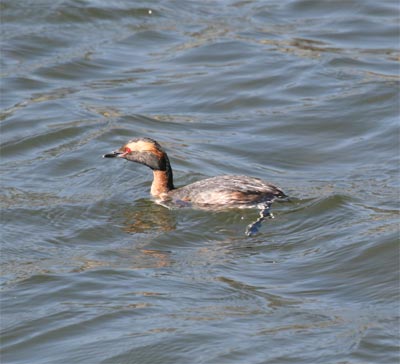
[{"left": 124, "top": 147, "right": 132, "bottom": 153}]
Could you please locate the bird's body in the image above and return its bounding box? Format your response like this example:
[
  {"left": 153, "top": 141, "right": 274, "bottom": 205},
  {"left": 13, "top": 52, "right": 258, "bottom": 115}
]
[{"left": 166, "top": 175, "right": 285, "bottom": 209}]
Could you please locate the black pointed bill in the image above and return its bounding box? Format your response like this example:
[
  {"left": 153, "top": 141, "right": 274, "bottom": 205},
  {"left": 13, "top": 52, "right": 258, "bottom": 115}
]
[{"left": 103, "top": 151, "right": 122, "bottom": 158}]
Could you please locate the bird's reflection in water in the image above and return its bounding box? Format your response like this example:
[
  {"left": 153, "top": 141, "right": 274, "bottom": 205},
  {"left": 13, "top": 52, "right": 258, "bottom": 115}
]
[
  {"left": 120, "top": 198, "right": 176, "bottom": 234},
  {"left": 137, "top": 249, "right": 172, "bottom": 268},
  {"left": 108, "top": 199, "right": 176, "bottom": 269}
]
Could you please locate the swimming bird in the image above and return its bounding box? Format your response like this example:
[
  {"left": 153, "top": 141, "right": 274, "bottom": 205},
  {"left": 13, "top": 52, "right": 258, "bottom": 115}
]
[{"left": 103, "top": 137, "right": 287, "bottom": 235}]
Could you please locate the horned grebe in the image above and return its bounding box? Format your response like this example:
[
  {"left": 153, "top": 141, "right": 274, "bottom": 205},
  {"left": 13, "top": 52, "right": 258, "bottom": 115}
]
[{"left": 103, "top": 137, "right": 287, "bottom": 235}]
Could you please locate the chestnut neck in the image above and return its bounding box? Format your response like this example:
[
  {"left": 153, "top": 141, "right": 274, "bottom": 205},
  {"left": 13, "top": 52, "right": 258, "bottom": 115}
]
[{"left": 150, "top": 154, "right": 174, "bottom": 197}]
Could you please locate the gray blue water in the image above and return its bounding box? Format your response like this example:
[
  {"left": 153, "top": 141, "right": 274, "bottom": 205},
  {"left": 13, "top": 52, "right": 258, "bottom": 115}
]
[{"left": 1, "top": 1, "right": 399, "bottom": 363}]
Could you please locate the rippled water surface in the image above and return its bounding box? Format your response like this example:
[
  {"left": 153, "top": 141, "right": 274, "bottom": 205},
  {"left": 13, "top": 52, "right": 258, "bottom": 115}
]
[{"left": 1, "top": 1, "right": 399, "bottom": 363}]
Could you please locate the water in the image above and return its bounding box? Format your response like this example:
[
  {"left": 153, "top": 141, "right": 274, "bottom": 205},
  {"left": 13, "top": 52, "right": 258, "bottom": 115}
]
[{"left": 1, "top": 1, "right": 399, "bottom": 363}]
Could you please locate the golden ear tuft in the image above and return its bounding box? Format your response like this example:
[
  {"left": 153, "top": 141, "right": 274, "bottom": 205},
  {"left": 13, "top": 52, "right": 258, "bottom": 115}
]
[{"left": 124, "top": 139, "right": 163, "bottom": 158}]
